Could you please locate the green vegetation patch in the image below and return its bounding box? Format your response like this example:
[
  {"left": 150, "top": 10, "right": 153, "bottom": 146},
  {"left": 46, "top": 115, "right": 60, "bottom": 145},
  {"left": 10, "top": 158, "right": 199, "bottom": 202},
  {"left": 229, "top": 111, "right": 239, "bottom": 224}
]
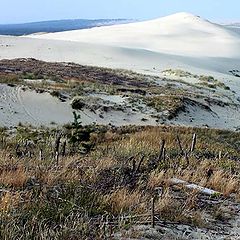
[
  {"left": 162, "top": 69, "right": 198, "bottom": 78},
  {"left": 144, "top": 95, "right": 185, "bottom": 116},
  {"left": 162, "top": 69, "right": 230, "bottom": 91},
  {"left": 0, "top": 73, "right": 20, "bottom": 85},
  {"left": 198, "top": 75, "right": 230, "bottom": 90}
]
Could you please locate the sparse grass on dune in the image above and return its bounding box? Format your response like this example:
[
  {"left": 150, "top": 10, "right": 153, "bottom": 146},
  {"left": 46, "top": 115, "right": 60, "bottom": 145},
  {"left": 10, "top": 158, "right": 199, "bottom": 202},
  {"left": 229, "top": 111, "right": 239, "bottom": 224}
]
[
  {"left": 0, "top": 125, "right": 239, "bottom": 239},
  {"left": 0, "top": 73, "right": 20, "bottom": 85}
]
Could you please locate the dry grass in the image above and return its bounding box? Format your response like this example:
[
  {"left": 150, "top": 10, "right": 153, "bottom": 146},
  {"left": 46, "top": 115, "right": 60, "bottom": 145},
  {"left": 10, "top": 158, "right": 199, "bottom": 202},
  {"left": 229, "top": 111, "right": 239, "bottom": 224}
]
[
  {"left": 156, "top": 190, "right": 205, "bottom": 227},
  {"left": 104, "top": 188, "right": 147, "bottom": 215},
  {"left": 147, "top": 171, "right": 166, "bottom": 190},
  {"left": 144, "top": 95, "right": 184, "bottom": 113},
  {"left": 0, "top": 124, "right": 239, "bottom": 239},
  {"left": 0, "top": 192, "right": 21, "bottom": 213},
  {"left": 0, "top": 166, "right": 28, "bottom": 188},
  {"left": 106, "top": 126, "right": 239, "bottom": 158},
  {"left": 208, "top": 171, "right": 239, "bottom": 196}
]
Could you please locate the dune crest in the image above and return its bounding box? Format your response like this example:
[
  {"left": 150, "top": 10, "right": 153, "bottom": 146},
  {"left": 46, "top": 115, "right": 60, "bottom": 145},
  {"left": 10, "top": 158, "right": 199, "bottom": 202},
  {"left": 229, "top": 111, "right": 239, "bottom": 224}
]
[{"left": 30, "top": 12, "right": 240, "bottom": 58}]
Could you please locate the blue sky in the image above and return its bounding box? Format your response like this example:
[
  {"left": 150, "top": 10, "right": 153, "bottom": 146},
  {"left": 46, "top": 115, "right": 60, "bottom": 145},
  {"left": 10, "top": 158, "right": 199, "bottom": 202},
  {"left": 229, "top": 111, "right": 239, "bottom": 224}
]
[{"left": 1, "top": 0, "right": 239, "bottom": 24}]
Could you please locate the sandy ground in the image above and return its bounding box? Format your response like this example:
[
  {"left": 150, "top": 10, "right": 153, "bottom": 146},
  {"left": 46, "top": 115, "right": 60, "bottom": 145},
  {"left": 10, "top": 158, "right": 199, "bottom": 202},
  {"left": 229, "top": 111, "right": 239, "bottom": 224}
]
[
  {"left": 30, "top": 12, "right": 240, "bottom": 58},
  {"left": 0, "top": 85, "right": 159, "bottom": 127},
  {"left": 0, "top": 12, "right": 240, "bottom": 129},
  {"left": 171, "top": 103, "right": 240, "bottom": 130},
  {"left": 0, "top": 84, "right": 73, "bottom": 127},
  {"left": 1, "top": 83, "right": 240, "bottom": 130},
  {"left": 1, "top": 13, "right": 240, "bottom": 79},
  {"left": 1, "top": 35, "right": 238, "bottom": 77}
]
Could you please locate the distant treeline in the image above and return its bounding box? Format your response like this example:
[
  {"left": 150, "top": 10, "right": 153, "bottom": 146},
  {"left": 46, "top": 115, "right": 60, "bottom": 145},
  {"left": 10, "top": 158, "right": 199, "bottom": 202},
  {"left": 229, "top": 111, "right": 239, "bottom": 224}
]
[{"left": 0, "top": 19, "right": 133, "bottom": 36}]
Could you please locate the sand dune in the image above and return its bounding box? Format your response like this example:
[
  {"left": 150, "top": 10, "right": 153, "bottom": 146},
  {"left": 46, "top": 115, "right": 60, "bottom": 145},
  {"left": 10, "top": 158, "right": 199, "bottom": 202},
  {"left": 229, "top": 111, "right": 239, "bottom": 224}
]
[
  {"left": 0, "top": 12, "right": 239, "bottom": 78},
  {"left": 0, "top": 84, "right": 159, "bottom": 127},
  {"left": 0, "top": 84, "right": 73, "bottom": 127},
  {"left": 1, "top": 13, "right": 240, "bottom": 129},
  {"left": 30, "top": 12, "right": 240, "bottom": 58}
]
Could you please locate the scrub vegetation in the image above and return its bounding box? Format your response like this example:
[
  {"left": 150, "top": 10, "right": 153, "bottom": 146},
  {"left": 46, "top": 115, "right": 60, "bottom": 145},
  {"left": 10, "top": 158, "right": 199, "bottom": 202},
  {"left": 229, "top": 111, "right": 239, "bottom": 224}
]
[{"left": 0, "top": 122, "right": 239, "bottom": 239}]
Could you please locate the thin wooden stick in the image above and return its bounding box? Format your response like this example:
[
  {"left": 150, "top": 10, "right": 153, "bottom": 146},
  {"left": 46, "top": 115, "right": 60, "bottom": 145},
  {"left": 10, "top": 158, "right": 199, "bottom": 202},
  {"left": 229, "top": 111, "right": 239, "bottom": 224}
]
[
  {"left": 61, "top": 140, "right": 66, "bottom": 157},
  {"left": 151, "top": 197, "right": 155, "bottom": 228},
  {"left": 219, "top": 151, "right": 222, "bottom": 160},
  {"left": 176, "top": 135, "right": 184, "bottom": 155},
  {"left": 163, "top": 148, "right": 166, "bottom": 163},
  {"left": 136, "top": 155, "right": 145, "bottom": 173},
  {"left": 39, "top": 149, "right": 43, "bottom": 161},
  {"left": 190, "top": 133, "right": 197, "bottom": 152},
  {"left": 158, "top": 140, "right": 165, "bottom": 162},
  {"left": 54, "top": 134, "right": 61, "bottom": 156},
  {"left": 55, "top": 151, "right": 59, "bottom": 166},
  {"left": 132, "top": 158, "right": 136, "bottom": 173}
]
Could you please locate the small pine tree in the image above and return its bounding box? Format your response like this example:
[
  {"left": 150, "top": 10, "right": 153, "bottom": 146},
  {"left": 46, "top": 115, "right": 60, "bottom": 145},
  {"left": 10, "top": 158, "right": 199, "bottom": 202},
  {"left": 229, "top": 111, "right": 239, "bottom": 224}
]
[{"left": 72, "top": 111, "right": 82, "bottom": 129}]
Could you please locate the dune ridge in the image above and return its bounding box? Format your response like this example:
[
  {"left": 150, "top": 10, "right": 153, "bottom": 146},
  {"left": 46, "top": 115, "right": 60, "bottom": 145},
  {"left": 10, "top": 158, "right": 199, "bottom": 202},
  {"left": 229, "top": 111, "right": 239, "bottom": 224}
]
[{"left": 29, "top": 12, "right": 240, "bottom": 58}]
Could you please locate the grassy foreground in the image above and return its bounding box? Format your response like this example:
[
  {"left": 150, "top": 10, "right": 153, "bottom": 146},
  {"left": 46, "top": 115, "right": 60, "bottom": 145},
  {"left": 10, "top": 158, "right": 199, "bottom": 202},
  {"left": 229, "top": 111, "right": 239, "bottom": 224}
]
[{"left": 0, "top": 121, "right": 239, "bottom": 239}]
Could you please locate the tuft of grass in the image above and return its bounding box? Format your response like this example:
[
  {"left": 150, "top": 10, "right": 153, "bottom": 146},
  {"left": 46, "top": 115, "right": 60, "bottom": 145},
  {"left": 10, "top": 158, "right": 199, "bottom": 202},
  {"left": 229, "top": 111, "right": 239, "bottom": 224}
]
[
  {"left": 144, "top": 95, "right": 184, "bottom": 114},
  {"left": 0, "top": 166, "right": 28, "bottom": 188},
  {"left": 104, "top": 188, "right": 147, "bottom": 215},
  {"left": 0, "top": 73, "right": 20, "bottom": 85}
]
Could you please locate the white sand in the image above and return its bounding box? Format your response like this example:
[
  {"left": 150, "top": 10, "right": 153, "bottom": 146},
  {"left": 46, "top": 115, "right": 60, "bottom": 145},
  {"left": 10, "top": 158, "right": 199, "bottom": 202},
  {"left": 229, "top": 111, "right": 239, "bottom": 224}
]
[
  {"left": 0, "top": 12, "right": 240, "bottom": 129},
  {"left": 30, "top": 12, "right": 240, "bottom": 58},
  {"left": 0, "top": 85, "right": 158, "bottom": 127},
  {"left": 0, "top": 12, "right": 239, "bottom": 78},
  {"left": 0, "top": 85, "right": 73, "bottom": 127}
]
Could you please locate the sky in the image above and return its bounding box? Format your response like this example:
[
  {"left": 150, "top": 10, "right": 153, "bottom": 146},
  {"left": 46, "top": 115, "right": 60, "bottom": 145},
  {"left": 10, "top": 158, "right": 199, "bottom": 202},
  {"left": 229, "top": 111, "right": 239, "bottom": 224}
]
[{"left": 1, "top": 0, "right": 239, "bottom": 24}]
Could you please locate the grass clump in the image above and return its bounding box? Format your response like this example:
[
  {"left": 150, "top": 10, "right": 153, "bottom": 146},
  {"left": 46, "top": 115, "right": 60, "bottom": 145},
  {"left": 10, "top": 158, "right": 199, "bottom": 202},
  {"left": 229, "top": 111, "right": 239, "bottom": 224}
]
[
  {"left": 0, "top": 73, "right": 20, "bottom": 85},
  {"left": 162, "top": 69, "right": 198, "bottom": 78},
  {"left": 144, "top": 95, "right": 183, "bottom": 112},
  {"left": 198, "top": 75, "right": 230, "bottom": 90}
]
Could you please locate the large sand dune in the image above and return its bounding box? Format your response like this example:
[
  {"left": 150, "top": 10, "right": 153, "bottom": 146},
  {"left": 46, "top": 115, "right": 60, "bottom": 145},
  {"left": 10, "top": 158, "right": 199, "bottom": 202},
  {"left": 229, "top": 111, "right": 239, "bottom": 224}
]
[
  {"left": 0, "top": 12, "right": 239, "bottom": 78},
  {"left": 30, "top": 12, "right": 240, "bottom": 58},
  {"left": 0, "top": 13, "right": 240, "bottom": 129}
]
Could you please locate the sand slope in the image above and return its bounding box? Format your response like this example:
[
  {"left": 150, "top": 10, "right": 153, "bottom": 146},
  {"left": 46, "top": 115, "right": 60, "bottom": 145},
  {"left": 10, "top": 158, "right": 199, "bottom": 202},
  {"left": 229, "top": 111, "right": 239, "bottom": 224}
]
[
  {"left": 30, "top": 12, "right": 240, "bottom": 58},
  {"left": 0, "top": 12, "right": 239, "bottom": 78},
  {"left": 0, "top": 12, "right": 239, "bottom": 79},
  {"left": 0, "top": 84, "right": 73, "bottom": 127},
  {"left": 0, "top": 13, "right": 240, "bottom": 129}
]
